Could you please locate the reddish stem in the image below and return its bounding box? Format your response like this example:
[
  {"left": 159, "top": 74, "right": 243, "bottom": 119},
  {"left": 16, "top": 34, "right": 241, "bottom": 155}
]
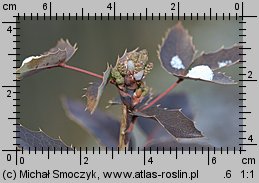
[
  {"left": 59, "top": 63, "right": 103, "bottom": 79},
  {"left": 141, "top": 78, "right": 183, "bottom": 111}
]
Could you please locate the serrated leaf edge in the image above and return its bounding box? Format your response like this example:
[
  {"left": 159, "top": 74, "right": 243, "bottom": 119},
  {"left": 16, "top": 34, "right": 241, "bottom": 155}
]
[
  {"left": 132, "top": 107, "right": 203, "bottom": 138},
  {"left": 157, "top": 21, "right": 195, "bottom": 76},
  {"left": 189, "top": 44, "right": 242, "bottom": 71},
  {"left": 174, "top": 71, "right": 237, "bottom": 85},
  {"left": 17, "top": 124, "right": 75, "bottom": 150}
]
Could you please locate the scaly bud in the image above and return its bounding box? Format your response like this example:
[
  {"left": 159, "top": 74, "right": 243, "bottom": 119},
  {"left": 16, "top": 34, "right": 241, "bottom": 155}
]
[
  {"left": 111, "top": 68, "right": 125, "bottom": 85},
  {"left": 116, "top": 62, "right": 127, "bottom": 75},
  {"left": 143, "top": 62, "right": 153, "bottom": 75},
  {"left": 138, "top": 49, "right": 148, "bottom": 64}
]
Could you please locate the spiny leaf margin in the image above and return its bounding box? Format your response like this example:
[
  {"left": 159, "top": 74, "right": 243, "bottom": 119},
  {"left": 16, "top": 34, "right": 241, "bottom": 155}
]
[
  {"left": 17, "top": 124, "right": 74, "bottom": 151},
  {"left": 158, "top": 21, "right": 195, "bottom": 76},
  {"left": 84, "top": 64, "right": 112, "bottom": 114},
  {"left": 158, "top": 22, "right": 242, "bottom": 85},
  {"left": 132, "top": 106, "right": 203, "bottom": 138},
  {"left": 17, "top": 39, "right": 77, "bottom": 79}
]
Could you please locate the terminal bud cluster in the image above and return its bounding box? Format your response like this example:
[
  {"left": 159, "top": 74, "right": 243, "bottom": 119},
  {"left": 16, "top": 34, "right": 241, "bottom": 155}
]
[{"left": 111, "top": 49, "right": 153, "bottom": 109}]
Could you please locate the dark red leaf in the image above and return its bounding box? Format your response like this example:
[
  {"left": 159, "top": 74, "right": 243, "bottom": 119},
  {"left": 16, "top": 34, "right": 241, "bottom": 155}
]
[
  {"left": 159, "top": 22, "right": 195, "bottom": 75},
  {"left": 84, "top": 82, "right": 100, "bottom": 112},
  {"left": 181, "top": 71, "right": 237, "bottom": 85},
  {"left": 84, "top": 64, "right": 112, "bottom": 114},
  {"left": 174, "top": 45, "right": 242, "bottom": 84},
  {"left": 46, "top": 39, "right": 77, "bottom": 61},
  {"left": 138, "top": 93, "right": 194, "bottom": 138},
  {"left": 159, "top": 22, "right": 240, "bottom": 85},
  {"left": 132, "top": 106, "right": 203, "bottom": 138},
  {"left": 17, "top": 124, "right": 73, "bottom": 151},
  {"left": 190, "top": 45, "right": 242, "bottom": 70},
  {"left": 17, "top": 39, "right": 77, "bottom": 79}
]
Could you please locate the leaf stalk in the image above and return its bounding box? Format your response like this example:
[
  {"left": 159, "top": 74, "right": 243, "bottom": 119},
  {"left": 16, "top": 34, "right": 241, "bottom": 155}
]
[
  {"left": 59, "top": 63, "right": 103, "bottom": 79},
  {"left": 141, "top": 78, "right": 183, "bottom": 111}
]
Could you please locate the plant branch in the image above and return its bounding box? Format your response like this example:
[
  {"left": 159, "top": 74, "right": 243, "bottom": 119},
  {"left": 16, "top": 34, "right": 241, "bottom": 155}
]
[
  {"left": 141, "top": 78, "right": 183, "bottom": 111},
  {"left": 59, "top": 63, "right": 103, "bottom": 79},
  {"left": 118, "top": 104, "right": 129, "bottom": 151}
]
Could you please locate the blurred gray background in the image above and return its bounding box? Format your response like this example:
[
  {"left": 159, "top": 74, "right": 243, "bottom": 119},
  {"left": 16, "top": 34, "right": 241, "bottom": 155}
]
[{"left": 19, "top": 18, "right": 242, "bottom": 148}]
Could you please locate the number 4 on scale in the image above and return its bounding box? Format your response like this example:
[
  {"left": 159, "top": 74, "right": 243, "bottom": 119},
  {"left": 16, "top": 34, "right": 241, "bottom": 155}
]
[
  {"left": 107, "top": 2, "right": 115, "bottom": 11},
  {"left": 248, "top": 135, "right": 253, "bottom": 142},
  {"left": 147, "top": 157, "right": 153, "bottom": 164},
  {"left": 7, "top": 26, "right": 12, "bottom": 33},
  {"left": 107, "top": 3, "right": 112, "bottom": 10}
]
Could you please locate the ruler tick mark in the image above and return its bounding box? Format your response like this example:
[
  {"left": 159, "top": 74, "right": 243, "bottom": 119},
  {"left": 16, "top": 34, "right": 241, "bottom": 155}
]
[
  {"left": 177, "top": 2, "right": 180, "bottom": 20},
  {"left": 210, "top": 8, "right": 212, "bottom": 20},
  {"left": 239, "top": 144, "right": 257, "bottom": 146},
  {"left": 239, "top": 124, "right": 246, "bottom": 127}
]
